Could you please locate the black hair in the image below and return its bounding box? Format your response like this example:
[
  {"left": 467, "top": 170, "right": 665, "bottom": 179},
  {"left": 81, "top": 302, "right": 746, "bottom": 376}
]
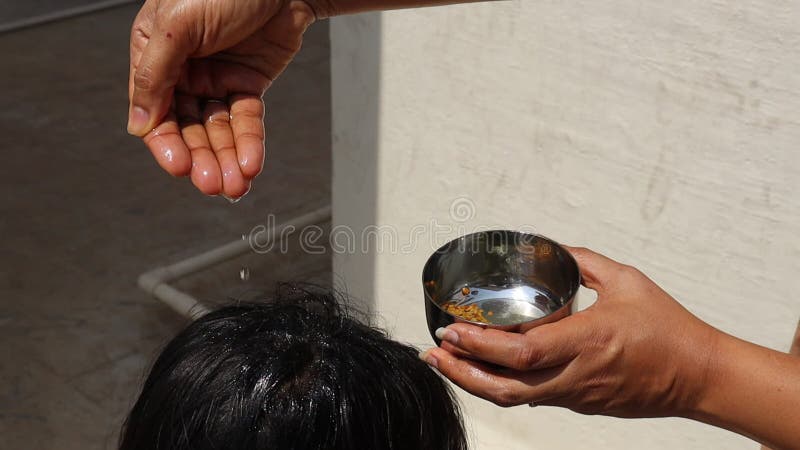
[{"left": 120, "top": 284, "right": 468, "bottom": 450}]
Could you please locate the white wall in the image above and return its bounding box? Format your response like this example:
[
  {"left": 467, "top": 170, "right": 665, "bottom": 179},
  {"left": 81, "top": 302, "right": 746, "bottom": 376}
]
[{"left": 331, "top": 1, "right": 800, "bottom": 449}]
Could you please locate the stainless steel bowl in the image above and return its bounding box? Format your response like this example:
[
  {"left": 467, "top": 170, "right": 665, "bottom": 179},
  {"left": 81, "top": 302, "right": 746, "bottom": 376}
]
[{"left": 422, "top": 230, "right": 580, "bottom": 343}]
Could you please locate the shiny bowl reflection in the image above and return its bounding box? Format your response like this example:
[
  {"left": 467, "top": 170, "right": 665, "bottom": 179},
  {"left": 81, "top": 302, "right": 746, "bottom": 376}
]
[{"left": 422, "top": 230, "right": 580, "bottom": 343}]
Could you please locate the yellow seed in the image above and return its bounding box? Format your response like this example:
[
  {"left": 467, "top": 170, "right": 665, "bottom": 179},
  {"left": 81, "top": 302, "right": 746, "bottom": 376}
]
[{"left": 442, "top": 301, "right": 489, "bottom": 323}]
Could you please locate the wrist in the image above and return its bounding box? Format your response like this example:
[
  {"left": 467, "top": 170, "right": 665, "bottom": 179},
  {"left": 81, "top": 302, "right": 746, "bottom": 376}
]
[
  {"left": 682, "top": 330, "right": 800, "bottom": 449},
  {"left": 673, "top": 322, "right": 725, "bottom": 418}
]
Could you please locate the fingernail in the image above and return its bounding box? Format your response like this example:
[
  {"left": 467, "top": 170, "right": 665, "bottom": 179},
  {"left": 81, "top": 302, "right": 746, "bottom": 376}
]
[
  {"left": 435, "top": 327, "right": 459, "bottom": 344},
  {"left": 127, "top": 106, "right": 150, "bottom": 135},
  {"left": 418, "top": 349, "right": 438, "bottom": 369}
]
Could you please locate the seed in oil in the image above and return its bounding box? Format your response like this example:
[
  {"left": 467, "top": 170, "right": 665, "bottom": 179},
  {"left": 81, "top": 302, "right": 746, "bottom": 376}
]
[{"left": 442, "top": 302, "right": 489, "bottom": 323}]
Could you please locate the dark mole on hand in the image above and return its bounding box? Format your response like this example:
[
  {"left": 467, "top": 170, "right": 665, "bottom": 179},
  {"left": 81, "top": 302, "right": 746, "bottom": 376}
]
[{"left": 166, "top": 32, "right": 172, "bottom": 38}]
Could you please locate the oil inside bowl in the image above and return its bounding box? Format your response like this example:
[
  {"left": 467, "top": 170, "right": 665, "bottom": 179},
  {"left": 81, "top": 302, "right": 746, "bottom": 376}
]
[{"left": 442, "top": 284, "right": 561, "bottom": 326}]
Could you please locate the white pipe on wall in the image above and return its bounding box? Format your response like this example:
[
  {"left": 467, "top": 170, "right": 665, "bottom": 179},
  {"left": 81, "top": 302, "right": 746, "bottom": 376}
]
[{"left": 137, "top": 206, "right": 332, "bottom": 318}]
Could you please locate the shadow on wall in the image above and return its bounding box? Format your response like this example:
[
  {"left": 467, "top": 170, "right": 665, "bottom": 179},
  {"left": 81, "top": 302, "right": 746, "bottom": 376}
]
[{"left": 330, "top": 13, "right": 381, "bottom": 313}]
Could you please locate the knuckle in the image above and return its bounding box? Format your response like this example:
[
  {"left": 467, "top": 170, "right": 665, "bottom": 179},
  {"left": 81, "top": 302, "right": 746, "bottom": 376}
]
[
  {"left": 133, "top": 66, "right": 156, "bottom": 92},
  {"left": 237, "top": 131, "right": 265, "bottom": 142},
  {"left": 612, "top": 263, "right": 638, "bottom": 281},
  {"left": 238, "top": 107, "right": 265, "bottom": 121},
  {"left": 451, "top": 324, "right": 481, "bottom": 348},
  {"left": 623, "top": 264, "right": 643, "bottom": 277},
  {"left": 130, "top": 25, "right": 142, "bottom": 41},
  {"left": 620, "top": 265, "right": 647, "bottom": 286},
  {"left": 571, "top": 246, "right": 590, "bottom": 256},
  {"left": 491, "top": 386, "right": 522, "bottom": 408},
  {"left": 566, "top": 246, "right": 588, "bottom": 263},
  {"left": 154, "top": 3, "right": 182, "bottom": 26},
  {"left": 513, "top": 344, "right": 541, "bottom": 369},
  {"left": 205, "top": 114, "right": 231, "bottom": 127}
]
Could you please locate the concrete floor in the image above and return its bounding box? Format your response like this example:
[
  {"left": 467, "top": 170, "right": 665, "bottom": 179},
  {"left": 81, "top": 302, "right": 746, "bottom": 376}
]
[
  {"left": 0, "top": 0, "right": 115, "bottom": 25},
  {"left": 0, "top": 5, "right": 331, "bottom": 450}
]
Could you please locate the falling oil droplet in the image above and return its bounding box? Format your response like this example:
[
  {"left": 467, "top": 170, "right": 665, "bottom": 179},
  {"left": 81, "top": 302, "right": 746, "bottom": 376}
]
[
  {"left": 222, "top": 194, "right": 242, "bottom": 204},
  {"left": 239, "top": 267, "right": 250, "bottom": 281}
]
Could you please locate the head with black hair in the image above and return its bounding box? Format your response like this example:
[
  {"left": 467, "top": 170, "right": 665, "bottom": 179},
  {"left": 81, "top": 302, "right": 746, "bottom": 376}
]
[{"left": 120, "top": 285, "right": 468, "bottom": 450}]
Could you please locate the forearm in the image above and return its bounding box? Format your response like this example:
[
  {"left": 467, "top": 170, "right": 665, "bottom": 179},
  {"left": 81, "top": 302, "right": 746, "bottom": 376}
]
[
  {"left": 690, "top": 332, "right": 800, "bottom": 450},
  {"left": 303, "top": 0, "right": 491, "bottom": 19}
]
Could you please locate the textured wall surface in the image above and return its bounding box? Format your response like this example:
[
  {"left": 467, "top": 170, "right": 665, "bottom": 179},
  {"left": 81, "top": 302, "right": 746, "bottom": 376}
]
[{"left": 331, "top": 1, "right": 800, "bottom": 448}]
